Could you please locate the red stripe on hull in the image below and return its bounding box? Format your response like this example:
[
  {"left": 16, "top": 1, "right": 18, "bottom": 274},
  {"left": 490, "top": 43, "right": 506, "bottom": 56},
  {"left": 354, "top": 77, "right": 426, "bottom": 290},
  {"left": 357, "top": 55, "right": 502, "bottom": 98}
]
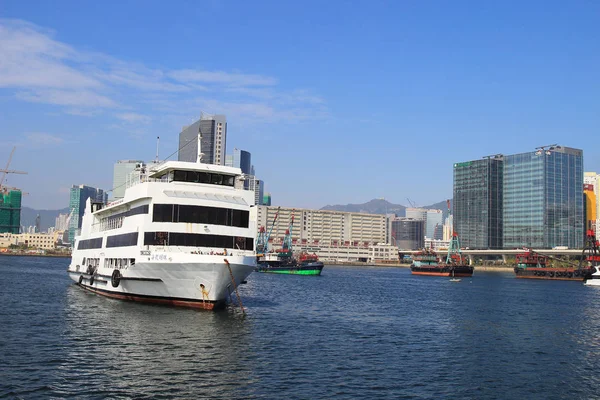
[
  {"left": 411, "top": 271, "right": 473, "bottom": 277},
  {"left": 78, "top": 284, "right": 223, "bottom": 310}
]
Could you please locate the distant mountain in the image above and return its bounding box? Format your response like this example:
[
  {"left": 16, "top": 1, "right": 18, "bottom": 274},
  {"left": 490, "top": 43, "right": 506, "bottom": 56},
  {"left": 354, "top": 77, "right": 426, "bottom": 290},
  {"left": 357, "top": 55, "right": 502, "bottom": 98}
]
[
  {"left": 321, "top": 199, "right": 406, "bottom": 216},
  {"left": 20, "top": 207, "right": 70, "bottom": 232},
  {"left": 320, "top": 198, "right": 453, "bottom": 219}
]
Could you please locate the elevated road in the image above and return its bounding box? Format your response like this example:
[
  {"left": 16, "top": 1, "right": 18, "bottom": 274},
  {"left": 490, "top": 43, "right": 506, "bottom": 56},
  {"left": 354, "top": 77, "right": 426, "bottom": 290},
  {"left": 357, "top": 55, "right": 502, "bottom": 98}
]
[{"left": 402, "top": 248, "right": 584, "bottom": 259}]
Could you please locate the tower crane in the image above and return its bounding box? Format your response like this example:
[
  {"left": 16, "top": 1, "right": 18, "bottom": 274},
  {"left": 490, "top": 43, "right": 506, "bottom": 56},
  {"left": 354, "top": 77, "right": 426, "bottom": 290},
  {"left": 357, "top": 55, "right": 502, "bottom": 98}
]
[
  {"left": 406, "top": 198, "right": 417, "bottom": 208},
  {"left": 0, "top": 146, "right": 27, "bottom": 192}
]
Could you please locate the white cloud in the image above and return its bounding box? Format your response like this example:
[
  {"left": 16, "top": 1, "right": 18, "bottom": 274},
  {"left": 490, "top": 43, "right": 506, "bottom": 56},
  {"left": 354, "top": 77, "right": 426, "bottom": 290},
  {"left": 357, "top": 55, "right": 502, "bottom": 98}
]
[
  {"left": 16, "top": 89, "right": 117, "bottom": 108},
  {"left": 0, "top": 18, "right": 327, "bottom": 125},
  {"left": 168, "top": 69, "right": 278, "bottom": 86}
]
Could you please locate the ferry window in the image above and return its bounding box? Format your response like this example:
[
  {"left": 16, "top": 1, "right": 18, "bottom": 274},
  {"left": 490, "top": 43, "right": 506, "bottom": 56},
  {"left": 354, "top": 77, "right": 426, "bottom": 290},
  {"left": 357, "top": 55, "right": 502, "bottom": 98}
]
[
  {"left": 144, "top": 231, "right": 253, "bottom": 250},
  {"left": 211, "top": 174, "right": 223, "bottom": 185},
  {"left": 153, "top": 204, "right": 173, "bottom": 222},
  {"left": 152, "top": 204, "right": 249, "bottom": 228},
  {"left": 198, "top": 172, "right": 210, "bottom": 183},
  {"left": 187, "top": 171, "right": 199, "bottom": 183},
  {"left": 223, "top": 175, "right": 235, "bottom": 186},
  {"left": 130, "top": 258, "right": 135, "bottom": 266},
  {"left": 173, "top": 170, "right": 187, "bottom": 182},
  {"left": 106, "top": 232, "right": 139, "bottom": 248}
]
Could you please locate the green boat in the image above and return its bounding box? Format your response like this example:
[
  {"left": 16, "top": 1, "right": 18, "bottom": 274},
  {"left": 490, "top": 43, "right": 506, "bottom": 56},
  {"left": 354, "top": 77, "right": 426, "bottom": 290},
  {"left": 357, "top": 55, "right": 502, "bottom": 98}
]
[
  {"left": 257, "top": 252, "right": 324, "bottom": 275},
  {"left": 255, "top": 210, "right": 324, "bottom": 276}
]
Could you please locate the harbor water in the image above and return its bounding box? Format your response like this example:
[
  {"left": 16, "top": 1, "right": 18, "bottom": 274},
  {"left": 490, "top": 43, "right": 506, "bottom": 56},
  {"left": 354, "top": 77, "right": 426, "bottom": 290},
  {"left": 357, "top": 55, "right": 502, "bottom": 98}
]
[{"left": 2, "top": 256, "right": 600, "bottom": 399}]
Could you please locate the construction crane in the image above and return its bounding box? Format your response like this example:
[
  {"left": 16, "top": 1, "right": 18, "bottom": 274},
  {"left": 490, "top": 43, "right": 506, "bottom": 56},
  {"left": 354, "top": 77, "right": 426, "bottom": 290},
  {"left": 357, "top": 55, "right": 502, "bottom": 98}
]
[
  {"left": 406, "top": 198, "right": 417, "bottom": 208},
  {"left": 257, "top": 206, "right": 280, "bottom": 255},
  {"left": 0, "top": 146, "right": 27, "bottom": 192}
]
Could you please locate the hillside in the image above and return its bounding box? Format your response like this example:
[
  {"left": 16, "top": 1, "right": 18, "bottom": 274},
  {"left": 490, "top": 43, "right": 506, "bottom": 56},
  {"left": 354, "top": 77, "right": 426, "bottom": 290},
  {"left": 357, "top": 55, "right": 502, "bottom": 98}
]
[
  {"left": 20, "top": 207, "right": 70, "bottom": 232},
  {"left": 321, "top": 198, "right": 453, "bottom": 219}
]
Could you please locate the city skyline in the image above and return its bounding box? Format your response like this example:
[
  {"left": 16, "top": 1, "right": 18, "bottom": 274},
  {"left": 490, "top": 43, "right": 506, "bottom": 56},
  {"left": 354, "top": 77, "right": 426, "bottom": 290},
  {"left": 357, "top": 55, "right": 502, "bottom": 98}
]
[{"left": 1, "top": 2, "right": 600, "bottom": 210}]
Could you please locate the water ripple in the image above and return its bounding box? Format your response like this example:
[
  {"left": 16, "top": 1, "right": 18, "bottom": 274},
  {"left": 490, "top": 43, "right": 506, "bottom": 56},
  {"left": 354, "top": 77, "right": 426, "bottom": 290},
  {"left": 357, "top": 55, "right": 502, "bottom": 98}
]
[{"left": 2, "top": 259, "right": 600, "bottom": 399}]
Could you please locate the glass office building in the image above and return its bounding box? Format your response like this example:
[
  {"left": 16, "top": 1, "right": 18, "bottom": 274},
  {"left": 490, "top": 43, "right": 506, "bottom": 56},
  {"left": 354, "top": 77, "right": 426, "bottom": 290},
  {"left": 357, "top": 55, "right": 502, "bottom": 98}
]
[
  {"left": 453, "top": 157, "right": 504, "bottom": 249},
  {"left": 68, "top": 185, "right": 107, "bottom": 245},
  {"left": 503, "top": 146, "right": 583, "bottom": 249},
  {"left": 391, "top": 218, "right": 425, "bottom": 250}
]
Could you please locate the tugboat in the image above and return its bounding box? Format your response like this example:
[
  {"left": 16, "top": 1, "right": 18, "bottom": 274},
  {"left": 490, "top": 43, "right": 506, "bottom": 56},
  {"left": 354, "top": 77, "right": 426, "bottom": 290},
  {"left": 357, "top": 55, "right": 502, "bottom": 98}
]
[
  {"left": 514, "top": 231, "right": 596, "bottom": 281},
  {"left": 410, "top": 232, "right": 474, "bottom": 277},
  {"left": 256, "top": 214, "right": 324, "bottom": 275}
]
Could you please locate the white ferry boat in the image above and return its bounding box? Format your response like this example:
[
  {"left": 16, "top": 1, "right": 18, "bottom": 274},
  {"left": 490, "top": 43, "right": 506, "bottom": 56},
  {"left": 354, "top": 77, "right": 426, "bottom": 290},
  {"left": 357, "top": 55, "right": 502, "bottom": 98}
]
[{"left": 67, "top": 155, "right": 257, "bottom": 310}]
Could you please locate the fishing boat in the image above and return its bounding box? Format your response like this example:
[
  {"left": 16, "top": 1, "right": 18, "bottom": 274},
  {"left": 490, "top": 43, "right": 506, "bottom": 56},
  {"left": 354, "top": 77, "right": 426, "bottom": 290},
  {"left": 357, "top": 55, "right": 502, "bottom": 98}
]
[
  {"left": 514, "top": 231, "right": 596, "bottom": 281},
  {"left": 410, "top": 232, "right": 474, "bottom": 277},
  {"left": 256, "top": 213, "right": 324, "bottom": 275},
  {"left": 66, "top": 133, "right": 257, "bottom": 310}
]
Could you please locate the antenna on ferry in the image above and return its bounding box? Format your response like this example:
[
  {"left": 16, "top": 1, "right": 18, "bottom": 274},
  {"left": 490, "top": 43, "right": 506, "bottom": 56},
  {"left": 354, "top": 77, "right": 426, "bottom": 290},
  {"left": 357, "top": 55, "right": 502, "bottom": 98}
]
[{"left": 155, "top": 136, "right": 160, "bottom": 164}]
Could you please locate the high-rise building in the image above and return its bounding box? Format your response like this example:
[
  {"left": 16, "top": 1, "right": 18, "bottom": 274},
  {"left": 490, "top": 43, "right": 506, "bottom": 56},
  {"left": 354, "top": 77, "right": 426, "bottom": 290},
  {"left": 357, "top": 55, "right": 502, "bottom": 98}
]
[
  {"left": 55, "top": 213, "right": 69, "bottom": 231},
  {"left": 454, "top": 146, "right": 584, "bottom": 250},
  {"left": 112, "top": 160, "right": 144, "bottom": 199},
  {"left": 225, "top": 154, "right": 234, "bottom": 167},
  {"left": 503, "top": 146, "right": 583, "bottom": 249},
  {"left": 232, "top": 148, "right": 252, "bottom": 175},
  {"left": 0, "top": 190, "right": 22, "bottom": 234},
  {"left": 391, "top": 218, "right": 425, "bottom": 250},
  {"left": 247, "top": 176, "right": 263, "bottom": 206},
  {"left": 453, "top": 156, "right": 504, "bottom": 249},
  {"left": 584, "top": 184, "right": 597, "bottom": 232},
  {"left": 405, "top": 207, "right": 443, "bottom": 240},
  {"left": 263, "top": 193, "right": 272, "bottom": 206},
  {"left": 178, "top": 113, "right": 226, "bottom": 165},
  {"left": 426, "top": 209, "right": 443, "bottom": 239},
  {"left": 68, "top": 185, "right": 107, "bottom": 244},
  {"left": 584, "top": 172, "right": 600, "bottom": 239},
  {"left": 405, "top": 208, "right": 427, "bottom": 221}
]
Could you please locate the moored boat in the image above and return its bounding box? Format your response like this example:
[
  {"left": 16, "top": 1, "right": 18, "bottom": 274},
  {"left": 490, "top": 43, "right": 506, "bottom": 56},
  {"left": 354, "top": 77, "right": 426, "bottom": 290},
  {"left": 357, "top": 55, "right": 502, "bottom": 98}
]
[
  {"left": 514, "top": 231, "right": 597, "bottom": 281},
  {"left": 66, "top": 135, "right": 257, "bottom": 310},
  {"left": 256, "top": 214, "right": 324, "bottom": 275},
  {"left": 513, "top": 251, "right": 588, "bottom": 281},
  {"left": 410, "top": 232, "right": 474, "bottom": 277}
]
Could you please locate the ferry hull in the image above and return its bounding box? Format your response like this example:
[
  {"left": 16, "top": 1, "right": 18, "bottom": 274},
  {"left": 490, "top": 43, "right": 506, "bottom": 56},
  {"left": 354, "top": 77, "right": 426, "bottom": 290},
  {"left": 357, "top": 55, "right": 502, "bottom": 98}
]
[
  {"left": 68, "top": 256, "right": 255, "bottom": 310},
  {"left": 513, "top": 267, "right": 591, "bottom": 281}
]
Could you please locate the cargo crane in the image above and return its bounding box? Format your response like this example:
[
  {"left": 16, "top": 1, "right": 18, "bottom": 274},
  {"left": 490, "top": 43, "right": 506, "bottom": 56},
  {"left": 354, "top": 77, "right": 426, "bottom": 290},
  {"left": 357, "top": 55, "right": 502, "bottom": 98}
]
[
  {"left": 445, "top": 199, "right": 466, "bottom": 265},
  {"left": 256, "top": 206, "right": 280, "bottom": 256},
  {"left": 0, "top": 146, "right": 28, "bottom": 192},
  {"left": 279, "top": 212, "right": 294, "bottom": 257}
]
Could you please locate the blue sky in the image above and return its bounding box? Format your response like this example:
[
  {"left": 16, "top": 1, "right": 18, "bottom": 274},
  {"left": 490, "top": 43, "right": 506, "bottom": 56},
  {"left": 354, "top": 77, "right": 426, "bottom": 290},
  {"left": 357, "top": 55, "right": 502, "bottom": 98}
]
[{"left": 1, "top": 0, "right": 599, "bottom": 210}]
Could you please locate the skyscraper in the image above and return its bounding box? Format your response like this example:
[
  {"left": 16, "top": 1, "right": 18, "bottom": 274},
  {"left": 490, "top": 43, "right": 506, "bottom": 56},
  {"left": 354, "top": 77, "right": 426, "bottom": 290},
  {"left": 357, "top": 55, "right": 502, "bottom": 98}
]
[
  {"left": 503, "top": 146, "right": 583, "bottom": 249},
  {"left": 232, "top": 148, "right": 252, "bottom": 175},
  {"left": 247, "top": 176, "right": 264, "bottom": 206},
  {"left": 178, "top": 113, "right": 227, "bottom": 165},
  {"left": 68, "top": 185, "right": 107, "bottom": 244},
  {"left": 453, "top": 156, "right": 504, "bottom": 249},
  {"left": 112, "top": 160, "right": 144, "bottom": 199},
  {"left": 426, "top": 209, "right": 443, "bottom": 239},
  {"left": 453, "top": 146, "right": 584, "bottom": 250}
]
